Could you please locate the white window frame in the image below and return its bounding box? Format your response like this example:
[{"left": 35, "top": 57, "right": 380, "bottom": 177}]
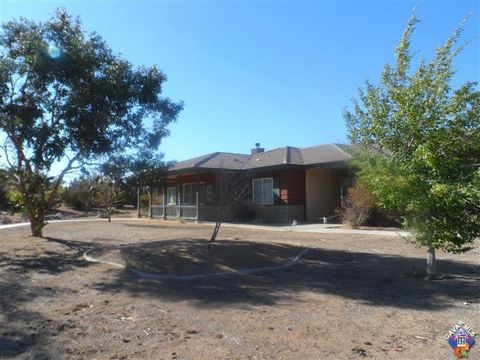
[{"left": 252, "top": 177, "right": 274, "bottom": 205}]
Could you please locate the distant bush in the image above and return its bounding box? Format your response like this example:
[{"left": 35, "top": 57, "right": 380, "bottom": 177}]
[
  {"left": 139, "top": 194, "right": 150, "bottom": 208},
  {"left": 0, "top": 170, "right": 11, "bottom": 211},
  {"left": 0, "top": 185, "right": 9, "bottom": 211},
  {"left": 63, "top": 178, "right": 96, "bottom": 211}
]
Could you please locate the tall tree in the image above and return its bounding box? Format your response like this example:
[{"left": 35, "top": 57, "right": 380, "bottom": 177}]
[
  {"left": 344, "top": 12, "right": 480, "bottom": 278},
  {"left": 0, "top": 9, "right": 183, "bottom": 236},
  {"left": 100, "top": 150, "right": 171, "bottom": 215}
]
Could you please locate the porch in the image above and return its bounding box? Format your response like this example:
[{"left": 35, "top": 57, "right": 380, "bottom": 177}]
[{"left": 150, "top": 203, "right": 199, "bottom": 220}]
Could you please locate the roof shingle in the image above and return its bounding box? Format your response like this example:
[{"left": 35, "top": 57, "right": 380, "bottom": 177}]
[{"left": 168, "top": 143, "right": 352, "bottom": 172}]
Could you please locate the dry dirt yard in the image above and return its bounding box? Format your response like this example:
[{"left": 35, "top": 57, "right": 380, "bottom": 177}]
[{"left": 0, "top": 219, "right": 479, "bottom": 360}]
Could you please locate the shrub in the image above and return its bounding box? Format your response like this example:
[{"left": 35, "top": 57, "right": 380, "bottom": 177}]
[
  {"left": 231, "top": 199, "right": 256, "bottom": 222},
  {"left": 139, "top": 194, "right": 150, "bottom": 209},
  {"left": 63, "top": 178, "right": 96, "bottom": 211},
  {"left": 0, "top": 170, "right": 11, "bottom": 211},
  {"left": 337, "top": 181, "right": 376, "bottom": 228},
  {"left": 337, "top": 196, "right": 371, "bottom": 228}
]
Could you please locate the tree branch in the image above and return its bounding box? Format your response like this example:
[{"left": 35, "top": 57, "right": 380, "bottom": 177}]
[{"left": 46, "top": 152, "right": 82, "bottom": 209}]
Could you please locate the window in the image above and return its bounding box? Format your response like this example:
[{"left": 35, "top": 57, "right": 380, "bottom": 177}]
[
  {"left": 166, "top": 187, "right": 177, "bottom": 205},
  {"left": 252, "top": 177, "right": 274, "bottom": 204},
  {"left": 181, "top": 183, "right": 205, "bottom": 205}
]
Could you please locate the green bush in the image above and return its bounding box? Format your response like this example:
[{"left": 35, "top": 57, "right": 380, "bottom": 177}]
[
  {"left": 139, "top": 194, "right": 150, "bottom": 208},
  {"left": 0, "top": 170, "right": 11, "bottom": 211},
  {"left": 63, "top": 178, "right": 96, "bottom": 211}
]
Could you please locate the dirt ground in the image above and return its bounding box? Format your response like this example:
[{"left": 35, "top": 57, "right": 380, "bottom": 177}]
[{"left": 0, "top": 219, "right": 479, "bottom": 360}]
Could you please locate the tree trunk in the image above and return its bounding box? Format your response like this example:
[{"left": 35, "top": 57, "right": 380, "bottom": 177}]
[
  {"left": 28, "top": 212, "right": 44, "bottom": 237},
  {"left": 426, "top": 247, "right": 436, "bottom": 279},
  {"left": 23, "top": 193, "right": 45, "bottom": 237},
  {"left": 208, "top": 221, "right": 222, "bottom": 249}
]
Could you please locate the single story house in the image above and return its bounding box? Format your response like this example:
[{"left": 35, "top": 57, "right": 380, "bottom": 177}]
[{"left": 150, "top": 143, "right": 355, "bottom": 223}]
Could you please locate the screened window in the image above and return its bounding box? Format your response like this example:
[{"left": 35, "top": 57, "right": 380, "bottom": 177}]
[
  {"left": 252, "top": 178, "right": 274, "bottom": 204},
  {"left": 182, "top": 183, "right": 205, "bottom": 205},
  {"left": 166, "top": 187, "right": 177, "bottom": 205}
]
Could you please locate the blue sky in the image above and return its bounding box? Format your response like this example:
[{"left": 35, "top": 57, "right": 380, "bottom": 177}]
[{"left": 1, "top": 0, "right": 479, "bottom": 165}]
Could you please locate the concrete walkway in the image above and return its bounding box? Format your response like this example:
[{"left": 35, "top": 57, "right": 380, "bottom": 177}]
[
  {"left": 204, "top": 222, "right": 409, "bottom": 237},
  {"left": 0, "top": 218, "right": 409, "bottom": 237},
  {"left": 0, "top": 217, "right": 139, "bottom": 230}
]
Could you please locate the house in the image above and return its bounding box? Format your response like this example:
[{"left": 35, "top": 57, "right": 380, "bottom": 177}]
[{"left": 150, "top": 143, "right": 355, "bottom": 223}]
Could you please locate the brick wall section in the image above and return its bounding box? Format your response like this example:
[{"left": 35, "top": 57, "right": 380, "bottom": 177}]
[
  {"left": 198, "top": 205, "right": 236, "bottom": 222},
  {"left": 198, "top": 205, "right": 304, "bottom": 224}
]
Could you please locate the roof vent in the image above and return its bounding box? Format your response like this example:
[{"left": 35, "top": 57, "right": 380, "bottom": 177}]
[{"left": 251, "top": 143, "right": 265, "bottom": 155}]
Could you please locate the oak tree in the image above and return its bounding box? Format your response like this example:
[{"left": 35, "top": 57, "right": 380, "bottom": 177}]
[{"left": 0, "top": 9, "right": 183, "bottom": 236}]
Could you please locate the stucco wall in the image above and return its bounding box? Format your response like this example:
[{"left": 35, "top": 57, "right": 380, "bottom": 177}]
[{"left": 305, "top": 168, "right": 342, "bottom": 222}]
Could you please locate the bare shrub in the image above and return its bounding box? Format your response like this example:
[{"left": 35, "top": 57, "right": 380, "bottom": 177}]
[
  {"left": 337, "top": 181, "right": 376, "bottom": 228},
  {"left": 337, "top": 197, "right": 371, "bottom": 228}
]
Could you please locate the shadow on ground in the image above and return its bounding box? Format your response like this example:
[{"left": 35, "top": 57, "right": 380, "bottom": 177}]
[
  {"left": 83, "top": 238, "right": 479, "bottom": 311},
  {"left": 0, "top": 239, "right": 91, "bottom": 359}
]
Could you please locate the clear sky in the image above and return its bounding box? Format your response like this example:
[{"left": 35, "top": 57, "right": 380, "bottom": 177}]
[{"left": 1, "top": 0, "right": 479, "bottom": 165}]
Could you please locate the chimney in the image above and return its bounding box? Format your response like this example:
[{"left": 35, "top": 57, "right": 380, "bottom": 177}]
[{"left": 251, "top": 142, "right": 265, "bottom": 155}]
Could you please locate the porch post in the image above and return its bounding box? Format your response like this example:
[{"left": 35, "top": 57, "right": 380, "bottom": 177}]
[
  {"left": 195, "top": 172, "right": 199, "bottom": 221},
  {"left": 147, "top": 186, "right": 152, "bottom": 219},
  {"left": 136, "top": 186, "right": 141, "bottom": 218},
  {"left": 196, "top": 192, "right": 199, "bottom": 222},
  {"left": 177, "top": 174, "right": 181, "bottom": 220},
  {"left": 162, "top": 184, "right": 166, "bottom": 220}
]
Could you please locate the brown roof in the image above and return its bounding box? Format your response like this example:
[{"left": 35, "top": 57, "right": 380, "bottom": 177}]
[
  {"left": 243, "top": 146, "right": 304, "bottom": 169},
  {"left": 169, "top": 143, "right": 353, "bottom": 173},
  {"left": 170, "top": 152, "right": 250, "bottom": 172}
]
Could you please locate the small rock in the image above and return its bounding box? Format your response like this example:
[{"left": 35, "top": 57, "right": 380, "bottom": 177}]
[
  {"left": 71, "top": 303, "right": 88, "bottom": 312},
  {"left": 287, "top": 326, "right": 293, "bottom": 331},
  {"left": 364, "top": 341, "right": 372, "bottom": 346},
  {"left": 352, "top": 347, "right": 367, "bottom": 357}
]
